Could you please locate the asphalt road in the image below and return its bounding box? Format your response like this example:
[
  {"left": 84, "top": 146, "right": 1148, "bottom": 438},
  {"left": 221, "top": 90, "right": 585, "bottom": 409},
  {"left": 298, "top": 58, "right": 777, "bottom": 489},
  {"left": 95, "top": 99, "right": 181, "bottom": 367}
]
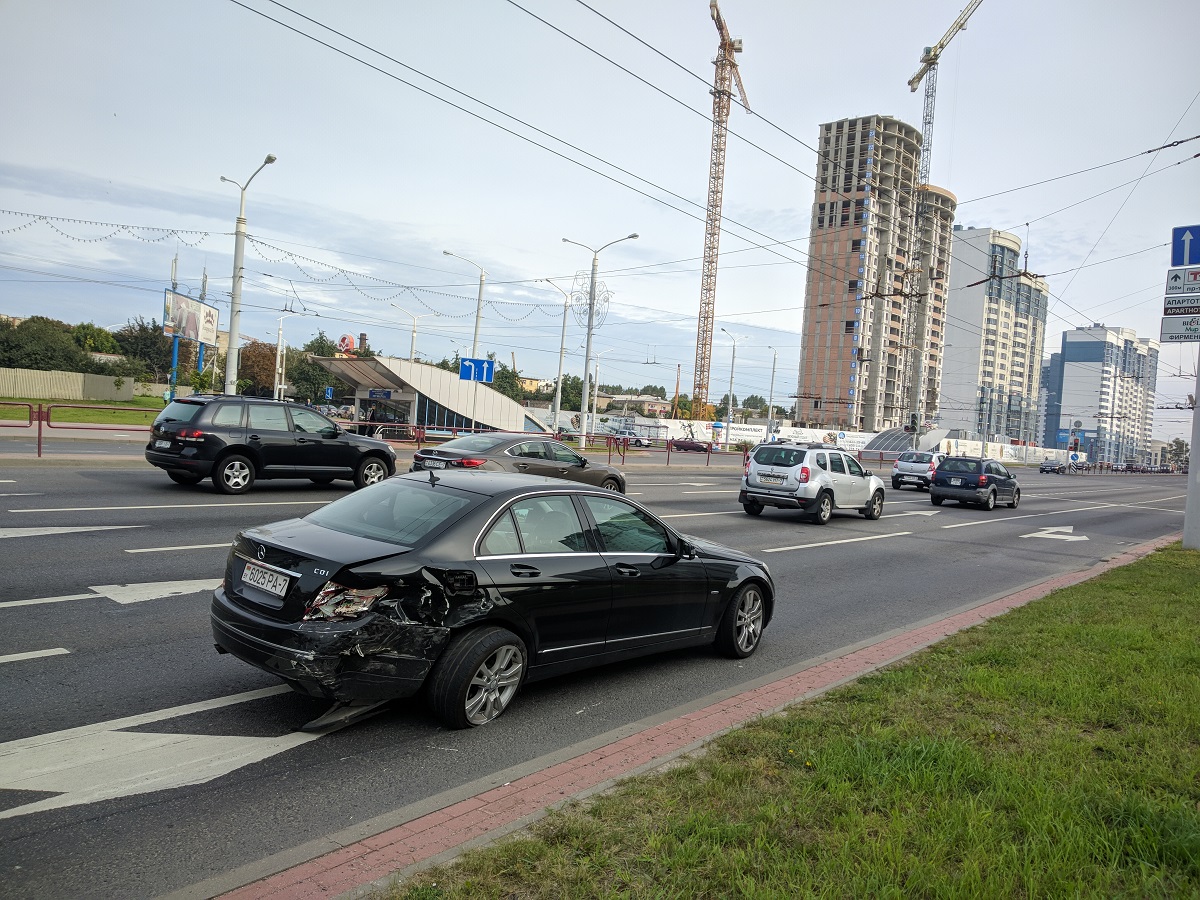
[{"left": 0, "top": 462, "right": 1187, "bottom": 899}]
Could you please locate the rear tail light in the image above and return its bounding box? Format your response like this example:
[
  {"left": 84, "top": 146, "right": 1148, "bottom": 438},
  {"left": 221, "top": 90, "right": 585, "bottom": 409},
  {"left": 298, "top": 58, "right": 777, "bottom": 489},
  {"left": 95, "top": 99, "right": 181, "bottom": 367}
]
[
  {"left": 929, "top": 462, "right": 936, "bottom": 474},
  {"left": 978, "top": 474, "right": 989, "bottom": 486},
  {"left": 744, "top": 460, "right": 750, "bottom": 476},
  {"left": 798, "top": 465, "right": 810, "bottom": 484},
  {"left": 454, "top": 458, "right": 488, "bottom": 468},
  {"left": 304, "top": 583, "right": 389, "bottom": 620},
  {"left": 179, "top": 428, "right": 206, "bottom": 442}
]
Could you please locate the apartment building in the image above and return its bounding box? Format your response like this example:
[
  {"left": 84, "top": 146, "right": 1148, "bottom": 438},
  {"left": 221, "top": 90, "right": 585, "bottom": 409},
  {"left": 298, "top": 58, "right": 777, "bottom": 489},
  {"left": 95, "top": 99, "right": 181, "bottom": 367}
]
[
  {"left": 795, "top": 114, "right": 956, "bottom": 432},
  {"left": 942, "top": 226, "right": 1049, "bottom": 443},
  {"left": 1042, "top": 325, "right": 1158, "bottom": 464}
]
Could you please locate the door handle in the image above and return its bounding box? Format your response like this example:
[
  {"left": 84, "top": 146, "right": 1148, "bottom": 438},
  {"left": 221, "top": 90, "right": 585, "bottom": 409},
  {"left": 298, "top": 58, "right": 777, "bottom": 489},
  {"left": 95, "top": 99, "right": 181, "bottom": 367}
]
[
  {"left": 249, "top": 434, "right": 260, "bottom": 441},
  {"left": 515, "top": 463, "right": 529, "bottom": 470},
  {"left": 510, "top": 564, "right": 541, "bottom": 578},
  {"left": 297, "top": 437, "right": 311, "bottom": 443},
  {"left": 614, "top": 563, "right": 640, "bottom": 577}
]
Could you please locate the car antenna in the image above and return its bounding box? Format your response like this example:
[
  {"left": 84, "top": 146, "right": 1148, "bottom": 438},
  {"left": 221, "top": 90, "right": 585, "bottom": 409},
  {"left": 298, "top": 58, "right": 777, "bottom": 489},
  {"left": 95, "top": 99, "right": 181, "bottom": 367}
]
[{"left": 428, "top": 468, "right": 439, "bottom": 487}]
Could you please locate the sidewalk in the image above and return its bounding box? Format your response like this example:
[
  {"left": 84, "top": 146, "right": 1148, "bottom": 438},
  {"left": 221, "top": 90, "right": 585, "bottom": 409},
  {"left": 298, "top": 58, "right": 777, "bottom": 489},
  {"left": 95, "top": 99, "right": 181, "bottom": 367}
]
[{"left": 163, "top": 530, "right": 1181, "bottom": 900}]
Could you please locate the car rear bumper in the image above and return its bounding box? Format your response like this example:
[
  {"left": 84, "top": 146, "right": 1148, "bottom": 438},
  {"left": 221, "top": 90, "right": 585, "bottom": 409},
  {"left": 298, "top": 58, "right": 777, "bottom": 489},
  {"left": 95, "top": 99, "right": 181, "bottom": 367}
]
[
  {"left": 931, "top": 485, "right": 990, "bottom": 504},
  {"left": 210, "top": 587, "right": 447, "bottom": 702},
  {"left": 738, "top": 487, "right": 819, "bottom": 511},
  {"left": 145, "top": 449, "right": 214, "bottom": 476}
]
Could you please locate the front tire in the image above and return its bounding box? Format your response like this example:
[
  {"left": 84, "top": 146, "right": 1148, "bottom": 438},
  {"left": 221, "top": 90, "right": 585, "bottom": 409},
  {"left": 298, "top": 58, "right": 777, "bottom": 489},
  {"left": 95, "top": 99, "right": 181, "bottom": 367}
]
[
  {"left": 810, "top": 492, "right": 833, "bottom": 525},
  {"left": 427, "top": 627, "right": 527, "bottom": 729},
  {"left": 354, "top": 456, "right": 389, "bottom": 490},
  {"left": 862, "top": 490, "right": 884, "bottom": 520},
  {"left": 167, "top": 471, "right": 203, "bottom": 486},
  {"left": 715, "top": 583, "right": 765, "bottom": 658},
  {"left": 1007, "top": 488, "right": 1021, "bottom": 509},
  {"left": 213, "top": 455, "right": 254, "bottom": 494}
]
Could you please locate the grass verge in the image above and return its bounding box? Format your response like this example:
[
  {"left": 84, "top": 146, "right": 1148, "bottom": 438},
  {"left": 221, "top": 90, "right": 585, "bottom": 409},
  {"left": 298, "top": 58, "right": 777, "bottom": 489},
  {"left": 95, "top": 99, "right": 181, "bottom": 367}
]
[
  {"left": 388, "top": 543, "right": 1200, "bottom": 898},
  {"left": 0, "top": 395, "right": 161, "bottom": 425}
]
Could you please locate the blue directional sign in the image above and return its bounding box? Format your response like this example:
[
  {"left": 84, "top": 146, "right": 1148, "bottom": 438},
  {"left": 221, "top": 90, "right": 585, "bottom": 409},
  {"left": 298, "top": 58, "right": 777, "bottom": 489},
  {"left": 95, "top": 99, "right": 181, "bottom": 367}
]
[
  {"left": 324, "top": 386, "right": 334, "bottom": 400},
  {"left": 1172, "top": 225, "right": 1200, "bottom": 267},
  {"left": 458, "top": 357, "right": 495, "bottom": 383}
]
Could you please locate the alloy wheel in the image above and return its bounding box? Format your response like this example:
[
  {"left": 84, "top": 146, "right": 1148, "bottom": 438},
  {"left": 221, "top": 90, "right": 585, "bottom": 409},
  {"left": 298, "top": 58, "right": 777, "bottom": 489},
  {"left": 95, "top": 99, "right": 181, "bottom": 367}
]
[
  {"left": 464, "top": 644, "right": 524, "bottom": 725},
  {"left": 734, "top": 587, "right": 764, "bottom": 653}
]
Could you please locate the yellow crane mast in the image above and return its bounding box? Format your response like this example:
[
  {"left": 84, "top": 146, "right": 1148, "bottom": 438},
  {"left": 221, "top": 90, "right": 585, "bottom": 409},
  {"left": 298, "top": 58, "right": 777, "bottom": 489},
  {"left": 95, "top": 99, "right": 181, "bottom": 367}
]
[{"left": 691, "top": 0, "right": 749, "bottom": 420}]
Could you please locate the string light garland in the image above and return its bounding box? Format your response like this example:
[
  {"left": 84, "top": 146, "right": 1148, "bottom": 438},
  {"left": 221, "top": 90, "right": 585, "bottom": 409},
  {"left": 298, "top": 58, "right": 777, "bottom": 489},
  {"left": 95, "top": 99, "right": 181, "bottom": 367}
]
[{"left": 0, "top": 209, "right": 218, "bottom": 247}]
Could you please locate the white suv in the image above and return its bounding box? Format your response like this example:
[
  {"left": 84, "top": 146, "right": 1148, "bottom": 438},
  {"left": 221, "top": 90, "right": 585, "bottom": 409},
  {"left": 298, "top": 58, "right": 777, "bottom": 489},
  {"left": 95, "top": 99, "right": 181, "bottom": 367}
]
[
  {"left": 613, "top": 428, "right": 653, "bottom": 447},
  {"left": 739, "top": 442, "right": 886, "bottom": 524}
]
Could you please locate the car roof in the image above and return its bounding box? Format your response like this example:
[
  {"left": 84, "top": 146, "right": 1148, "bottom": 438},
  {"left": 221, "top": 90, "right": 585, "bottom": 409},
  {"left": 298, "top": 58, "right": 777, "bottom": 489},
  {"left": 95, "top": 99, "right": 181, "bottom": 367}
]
[{"left": 392, "top": 469, "right": 610, "bottom": 498}]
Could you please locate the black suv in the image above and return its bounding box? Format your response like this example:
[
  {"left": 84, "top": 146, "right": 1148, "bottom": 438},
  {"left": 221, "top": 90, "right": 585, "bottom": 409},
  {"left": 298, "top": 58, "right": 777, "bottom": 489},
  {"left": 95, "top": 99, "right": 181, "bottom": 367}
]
[{"left": 146, "top": 396, "right": 396, "bottom": 494}]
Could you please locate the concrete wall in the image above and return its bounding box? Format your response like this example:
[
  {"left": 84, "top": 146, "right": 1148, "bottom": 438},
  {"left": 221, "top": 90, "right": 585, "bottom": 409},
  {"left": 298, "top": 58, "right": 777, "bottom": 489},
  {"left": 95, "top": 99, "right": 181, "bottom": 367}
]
[{"left": 0, "top": 367, "right": 135, "bottom": 402}]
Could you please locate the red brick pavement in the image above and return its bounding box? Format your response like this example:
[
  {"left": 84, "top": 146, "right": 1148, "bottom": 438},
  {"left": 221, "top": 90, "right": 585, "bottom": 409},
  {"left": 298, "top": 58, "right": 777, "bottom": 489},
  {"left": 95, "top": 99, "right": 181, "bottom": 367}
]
[{"left": 220, "top": 531, "right": 1181, "bottom": 900}]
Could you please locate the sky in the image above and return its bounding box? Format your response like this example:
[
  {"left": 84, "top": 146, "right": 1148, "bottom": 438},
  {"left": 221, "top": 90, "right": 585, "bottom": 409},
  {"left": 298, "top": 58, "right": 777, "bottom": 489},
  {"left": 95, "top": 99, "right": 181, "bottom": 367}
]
[{"left": 1, "top": 0, "right": 1197, "bottom": 439}]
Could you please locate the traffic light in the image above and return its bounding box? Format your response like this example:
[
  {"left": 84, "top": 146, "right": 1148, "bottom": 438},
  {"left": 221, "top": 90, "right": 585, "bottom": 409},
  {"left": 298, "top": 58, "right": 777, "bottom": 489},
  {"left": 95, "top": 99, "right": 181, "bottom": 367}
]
[{"left": 1071, "top": 438, "right": 1080, "bottom": 452}]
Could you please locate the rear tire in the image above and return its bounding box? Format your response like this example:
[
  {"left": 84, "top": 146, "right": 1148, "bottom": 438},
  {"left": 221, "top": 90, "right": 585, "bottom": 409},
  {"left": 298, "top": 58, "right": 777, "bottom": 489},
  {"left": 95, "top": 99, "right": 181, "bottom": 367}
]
[
  {"left": 931, "top": 495, "right": 944, "bottom": 506},
  {"left": 810, "top": 492, "right": 833, "bottom": 525},
  {"left": 354, "top": 456, "right": 389, "bottom": 490},
  {"left": 982, "top": 490, "right": 996, "bottom": 511},
  {"left": 309, "top": 477, "right": 335, "bottom": 485},
  {"left": 213, "top": 455, "right": 254, "bottom": 495},
  {"left": 1007, "top": 489, "right": 1020, "bottom": 509},
  {"left": 862, "top": 490, "right": 884, "bottom": 520},
  {"left": 427, "top": 627, "right": 527, "bottom": 729},
  {"left": 601, "top": 478, "right": 622, "bottom": 492},
  {"left": 167, "top": 471, "right": 203, "bottom": 486},
  {"left": 714, "top": 583, "right": 765, "bottom": 658},
  {"left": 742, "top": 500, "right": 763, "bottom": 517},
  {"left": 891, "top": 478, "right": 901, "bottom": 490}
]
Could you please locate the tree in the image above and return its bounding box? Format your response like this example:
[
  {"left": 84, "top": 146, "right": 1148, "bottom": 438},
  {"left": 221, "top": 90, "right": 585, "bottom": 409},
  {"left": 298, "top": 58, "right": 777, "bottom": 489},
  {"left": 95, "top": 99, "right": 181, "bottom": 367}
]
[
  {"left": 713, "top": 392, "right": 739, "bottom": 421},
  {"left": 72, "top": 322, "right": 121, "bottom": 355},
  {"left": 742, "top": 394, "right": 766, "bottom": 413},
  {"left": 1167, "top": 438, "right": 1190, "bottom": 468},
  {"left": 638, "top": 384, "right": 667, "bottom": 400},
  {"left": 0, "top": 316, "right": 90, "bottom": 371},
  {"left": 113, "top": 317, "right": 174, "bottom": 382},
  {"left": 236, "top": 341, "right": 278, "bottom": 394},
  {"left": 558, "top": 374, "right": 584, "bottom": 413},
  {"left": 286, "top": 332, "right": 352, "bottom": 403}
]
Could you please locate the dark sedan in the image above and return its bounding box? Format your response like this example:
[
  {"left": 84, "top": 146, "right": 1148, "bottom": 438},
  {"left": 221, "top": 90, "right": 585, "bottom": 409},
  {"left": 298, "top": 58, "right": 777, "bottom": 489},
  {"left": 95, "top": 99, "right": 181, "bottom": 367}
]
[
  {"left": 411, "top": 433, "right": 626, "bottom": 493},
  {"left": 1039, "top": 458, "right": 1066, "bottom": 474},
  {"left": 670, "top": 437, "right": 711, "bottom": 452},
  {"left": 211, "top": 472, "right": 773, "bottom": 729},
  {"left": 930, "top": 456, "right": 1021, "bottom": 510}
]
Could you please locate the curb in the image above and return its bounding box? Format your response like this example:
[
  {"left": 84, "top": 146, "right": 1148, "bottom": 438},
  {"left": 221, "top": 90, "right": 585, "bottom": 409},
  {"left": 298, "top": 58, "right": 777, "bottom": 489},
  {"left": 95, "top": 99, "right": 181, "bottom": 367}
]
[{"left": 167, "top": 530, "right": 1182, "bottom": 900}]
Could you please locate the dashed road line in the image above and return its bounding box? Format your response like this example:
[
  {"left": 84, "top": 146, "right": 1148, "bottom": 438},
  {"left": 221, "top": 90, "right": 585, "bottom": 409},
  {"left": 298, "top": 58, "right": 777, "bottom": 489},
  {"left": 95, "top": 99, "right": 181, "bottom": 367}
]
[
  {"left": 0, "top": 648, "right": 70, "bottom": 665},
  {"left": 764, "top": 532, "right": 912, "bottom": 553},
  {"left": 10, "top": 500, "right": 329, "bottom": 513}
]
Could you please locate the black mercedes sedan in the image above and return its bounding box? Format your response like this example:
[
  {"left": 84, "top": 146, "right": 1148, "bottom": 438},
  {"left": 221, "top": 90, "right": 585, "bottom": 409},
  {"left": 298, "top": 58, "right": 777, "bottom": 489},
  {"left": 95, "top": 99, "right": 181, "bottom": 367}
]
[{"left": 211, "top": 471, "right": 773, "bottom": 729}]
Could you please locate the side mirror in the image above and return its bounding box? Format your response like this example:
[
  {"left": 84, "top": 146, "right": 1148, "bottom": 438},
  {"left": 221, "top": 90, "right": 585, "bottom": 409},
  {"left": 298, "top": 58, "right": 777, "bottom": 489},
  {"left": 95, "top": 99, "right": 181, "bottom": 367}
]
[
  {"left": 579, "top": 456, "right": 588, "bottom": 468},
  {"left": 676, "top": 538, "right": 696, "bottom": 560}
]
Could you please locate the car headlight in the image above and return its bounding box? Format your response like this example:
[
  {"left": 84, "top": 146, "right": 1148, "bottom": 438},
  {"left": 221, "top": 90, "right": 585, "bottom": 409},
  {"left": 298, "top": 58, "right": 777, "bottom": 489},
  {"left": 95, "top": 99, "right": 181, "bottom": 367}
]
[{"left": 304, "top": 582, "right": 389, "bottom": 620}]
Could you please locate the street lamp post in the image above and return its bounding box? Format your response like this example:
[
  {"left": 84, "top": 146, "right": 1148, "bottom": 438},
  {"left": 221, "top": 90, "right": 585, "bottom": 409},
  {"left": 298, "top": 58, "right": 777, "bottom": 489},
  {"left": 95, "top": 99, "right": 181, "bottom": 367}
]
[
  {"left": 272, "top": 311, "right": 303, "bottom": 400},
  {"left": 720, "top": 327, "right": 738, "bottom": 450},
  {"left": 539, "top": 278, "right": 572, "bottom": 434},
  {"left": 766, "top": 345, "right": 778, "bottom": 441},
  {"left": 561, "top": 233, "right": 638, "bottom": 449},
  {"left": 442, "top": 251, "right": 486, "bottom": 357},
  {"left": 390, "top": 304, "right": 435, "bottom": 361},
  {"left": 220, "top": 153, "right": 276, "bottom": 395},
  {"left": 592, "top": 349, "right": 616, "bottom": 435}
]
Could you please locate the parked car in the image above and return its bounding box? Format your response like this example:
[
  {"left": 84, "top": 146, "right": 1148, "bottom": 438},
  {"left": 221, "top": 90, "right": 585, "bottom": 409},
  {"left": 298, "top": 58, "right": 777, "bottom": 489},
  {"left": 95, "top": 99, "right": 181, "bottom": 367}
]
[
  {"left": 930, "top": 457, "right": 1020, "bottom": 510},
  {"left": 613, "top": 428, "right": 654, "bottom": 447},
  {"left": 1039, "top": 458, "right": 1066, "bottom": 474},
  {"left": 890, "top": 450, "right": 946, "bottom": 491},
  {"left": 739, "top": 441, "right": 885, "bottom": 524},
  {"left": 670, "top": 437, "right": 710, "bottom": 452},
  {"left": 210, "top": 472, "right": 773, "bottom": 728},
  {"left": 146, "top": 396, "right": 396, "bottom": 494},
  {"left": 411, "top": 433, "right": 626, "bottom": 493}
]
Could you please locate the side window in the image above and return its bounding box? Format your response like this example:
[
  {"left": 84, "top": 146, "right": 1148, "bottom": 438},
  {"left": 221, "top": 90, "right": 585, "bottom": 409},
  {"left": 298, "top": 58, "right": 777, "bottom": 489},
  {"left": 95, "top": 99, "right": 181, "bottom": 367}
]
[
  {"left": 581, "top": 495, "right": 669, "bottom": 554},
  {"left": 247, "top": 404, "right": 289, "bottom": 431},
  {"left": 547, "top": 442, "right": 583, "bottom": 465},
  {"left": 511, "top": 496, "right": 586, "bottom": 554},
  {"left": 829, "top": 453, "right": 847, "bottom": 474},
  {"left": 291, "top": 408, "right": 334, "bottom": 434},
  {"left": 845, "top": 456, "right": 865, "bottom": 476},
  {"left": 813, "top": 452, "right": 828, "bottom": 470},
  {"left": 480, "top": 510, "right": 522, "bottom": 556},
  {"left": 509, "top": 442, "right": 548, "bottom": 460},
  {"left": 210, "top": 403, "right": 243, "bottom": 427}
]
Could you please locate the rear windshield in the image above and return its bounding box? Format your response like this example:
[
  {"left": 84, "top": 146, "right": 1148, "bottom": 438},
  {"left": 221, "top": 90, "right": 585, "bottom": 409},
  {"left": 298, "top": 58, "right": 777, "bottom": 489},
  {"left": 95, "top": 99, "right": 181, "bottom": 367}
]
[
  {"left": 306, "top": 479, "right": 474, "bottom": 546},
  {"left": 901, "top": 452, "right": 934, "bottom": 463},
  {"left": 435, "top": 434, "right": 510, "bottom": 453},
  {"left": 752, "top": 445, "right": 806, "bottom": 467},
  {"left": 154, "top": 400, "right": 204, "bottom": 426},
  {"left": 938, "top": 458, "right": 981, "bottom": 474}
]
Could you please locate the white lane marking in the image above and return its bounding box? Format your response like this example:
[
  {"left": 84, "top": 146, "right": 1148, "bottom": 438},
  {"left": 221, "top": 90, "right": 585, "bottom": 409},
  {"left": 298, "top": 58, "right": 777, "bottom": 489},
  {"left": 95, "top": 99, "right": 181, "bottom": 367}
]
[
  {"left": 659, "top": 510, "right": 745, "bottom": 519},
  {"left": 627, "top": 482, "right": 716, "bottom": 487},
  {"left": 940, "top": 504, "right": 1120, "bottom": 529},
  {"left": 884, "top": 510, "right": 941, "bottom": 518},
  {"left": 1021, "top": 526, "right": 1088, "bottom": 541},
  {"left": 11, "top": 500, "right": 329, "bottom": 513},
  {"left": 0, "top": 525, "right": 144, "bottom": 540},
  {"left": 0, "top": 580, "right": 220, "bottom": 609},
  {"left": 764, "top": 532, "right": 912, "bottom": 553},
  {"left": 625, "top": 492, "right": 643, "bottom": 496},
  {"left": 0, "top": 686, "right": 311, "bottom": 821},
  {"left": 0, "top": 493, "right": 42, "bottom": 497},
  {"left": 0, "top": 480, "right": 14, "bottom": 483},
  {"left": 126, "top": 543, "right": 230, "bottom": 554},
  {"left": 0, "top": 648, "right": 70, "bottom": 664},
  {"left": 682, "top": 490, "right": 739, "bottom": 494}
]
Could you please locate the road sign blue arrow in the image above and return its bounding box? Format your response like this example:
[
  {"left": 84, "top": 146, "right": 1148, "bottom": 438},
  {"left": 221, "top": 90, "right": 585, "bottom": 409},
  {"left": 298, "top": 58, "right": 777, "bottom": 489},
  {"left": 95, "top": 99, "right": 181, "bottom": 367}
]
[
  {"left": 458, "top": 357, "right": 495, "bottom": 383},
  {"left": 1173, "top": 225, "right": 1200, "bottom": 267}
]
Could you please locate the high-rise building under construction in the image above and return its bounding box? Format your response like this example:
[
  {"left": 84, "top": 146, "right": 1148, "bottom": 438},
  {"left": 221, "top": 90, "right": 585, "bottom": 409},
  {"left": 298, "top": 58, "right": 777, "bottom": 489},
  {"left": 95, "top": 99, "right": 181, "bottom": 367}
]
[{"left": 795, "top": 115, "right": 956, "bottom": 432}]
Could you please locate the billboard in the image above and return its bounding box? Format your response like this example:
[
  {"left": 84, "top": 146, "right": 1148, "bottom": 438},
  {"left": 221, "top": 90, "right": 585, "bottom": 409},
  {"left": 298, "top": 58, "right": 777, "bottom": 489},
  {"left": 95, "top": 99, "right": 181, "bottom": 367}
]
[{"left": 163, "top": 290, "right": 220, "bottom": 345}]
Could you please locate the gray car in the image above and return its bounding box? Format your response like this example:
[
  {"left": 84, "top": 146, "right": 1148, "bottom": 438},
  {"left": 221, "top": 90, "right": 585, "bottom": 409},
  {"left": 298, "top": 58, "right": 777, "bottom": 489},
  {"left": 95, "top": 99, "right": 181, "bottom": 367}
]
[
  {"left": 930, "top": 456, "right": 1020, "bottom": 510},
  {"left": 738, "top": 441, "right": 886, "bottom": 524},
  {"left": 890, "top": 450, "right": 946, "bottom": 491},
  {"left": 411, "top": 433, "right": 626, "bottom": 493}
]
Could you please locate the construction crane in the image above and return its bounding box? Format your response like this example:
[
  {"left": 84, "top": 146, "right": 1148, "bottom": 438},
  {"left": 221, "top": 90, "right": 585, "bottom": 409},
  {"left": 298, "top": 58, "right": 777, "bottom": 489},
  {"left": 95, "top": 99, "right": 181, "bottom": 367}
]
[
  {"left": 899, "top": 0, "right": 983, "bottom": 428},
  {"left": 691, "top": 0, "right": 748, "bottom": 420}
]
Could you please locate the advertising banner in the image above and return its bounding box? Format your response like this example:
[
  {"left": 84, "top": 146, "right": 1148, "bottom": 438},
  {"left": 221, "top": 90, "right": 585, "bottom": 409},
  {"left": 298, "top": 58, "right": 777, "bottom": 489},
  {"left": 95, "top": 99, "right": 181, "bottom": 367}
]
[{"left": 163, "top": 290, "right": 219, "bottom": 345}]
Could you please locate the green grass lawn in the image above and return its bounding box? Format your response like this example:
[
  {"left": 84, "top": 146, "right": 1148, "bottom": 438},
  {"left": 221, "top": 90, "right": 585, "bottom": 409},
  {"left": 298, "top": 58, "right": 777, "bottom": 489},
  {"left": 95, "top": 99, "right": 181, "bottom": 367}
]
[
  {"left": 0, "top": 395, "right": 162, "bottom": 425},
  {"left": 389, "top": 544, "right": 1200, "bottom": 898}
]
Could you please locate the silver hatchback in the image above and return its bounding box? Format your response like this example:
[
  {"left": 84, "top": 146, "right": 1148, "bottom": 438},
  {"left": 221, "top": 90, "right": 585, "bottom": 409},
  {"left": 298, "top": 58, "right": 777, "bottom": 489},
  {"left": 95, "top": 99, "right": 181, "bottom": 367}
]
[{"left": 738, "top": 442, "right": 886, "bottom": 524}]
